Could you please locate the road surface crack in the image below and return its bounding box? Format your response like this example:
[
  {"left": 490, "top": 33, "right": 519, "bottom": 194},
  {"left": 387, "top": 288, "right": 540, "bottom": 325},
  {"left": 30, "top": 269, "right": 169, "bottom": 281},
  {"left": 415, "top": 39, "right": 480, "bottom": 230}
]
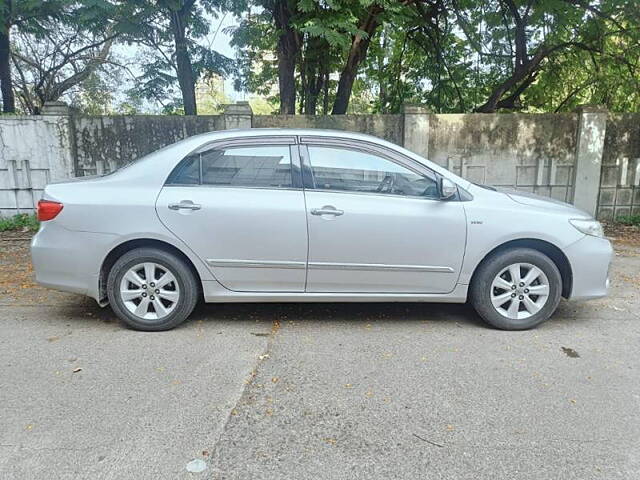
[{"left": 207, "top": 319, "right": 281, "bottom": 475}]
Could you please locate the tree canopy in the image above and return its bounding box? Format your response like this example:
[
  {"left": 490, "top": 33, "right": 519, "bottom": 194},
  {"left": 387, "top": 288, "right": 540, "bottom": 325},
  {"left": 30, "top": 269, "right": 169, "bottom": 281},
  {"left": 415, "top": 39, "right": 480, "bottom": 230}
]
[{"left": 0, "top": 0, "right": 638, "bottom": 115}]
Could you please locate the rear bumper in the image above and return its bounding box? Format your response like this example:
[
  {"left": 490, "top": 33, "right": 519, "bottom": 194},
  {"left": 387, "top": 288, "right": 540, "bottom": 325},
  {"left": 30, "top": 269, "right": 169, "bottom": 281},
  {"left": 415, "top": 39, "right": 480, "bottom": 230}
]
[
  {"left": 564, "top": 234, "right": 613, "bottom": 301},
  {"left": 31, "top": 222, "right": 116, "bottom": 302}
]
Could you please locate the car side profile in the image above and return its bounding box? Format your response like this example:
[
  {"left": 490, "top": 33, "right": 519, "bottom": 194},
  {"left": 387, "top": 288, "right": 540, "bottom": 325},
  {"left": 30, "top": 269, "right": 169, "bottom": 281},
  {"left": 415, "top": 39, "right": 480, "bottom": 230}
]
[{"left": 31, "top": 129, "right": 612, "bottom": 331}]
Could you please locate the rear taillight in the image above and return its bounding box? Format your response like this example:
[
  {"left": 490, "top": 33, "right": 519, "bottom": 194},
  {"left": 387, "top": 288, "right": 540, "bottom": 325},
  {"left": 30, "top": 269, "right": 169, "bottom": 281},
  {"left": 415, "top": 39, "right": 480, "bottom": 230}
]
[{"left": 37, "top": 200, "right": 64, "bottom": 221}]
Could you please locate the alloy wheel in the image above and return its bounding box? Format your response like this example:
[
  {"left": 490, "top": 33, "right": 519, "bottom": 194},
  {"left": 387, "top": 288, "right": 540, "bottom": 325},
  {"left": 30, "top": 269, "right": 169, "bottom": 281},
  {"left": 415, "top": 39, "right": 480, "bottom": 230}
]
[
  {"left": 490, "top": 262, "right": 550, "bottom": 320},
  {"left": 119, "top": 262, "right": 180, "bottom": 320}
]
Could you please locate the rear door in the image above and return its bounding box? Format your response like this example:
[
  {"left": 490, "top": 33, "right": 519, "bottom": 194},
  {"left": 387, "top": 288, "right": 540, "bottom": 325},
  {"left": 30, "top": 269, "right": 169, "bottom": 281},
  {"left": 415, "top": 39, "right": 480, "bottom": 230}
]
[{"left": 156, "top": 137, "right": 308, "bottom": 292}]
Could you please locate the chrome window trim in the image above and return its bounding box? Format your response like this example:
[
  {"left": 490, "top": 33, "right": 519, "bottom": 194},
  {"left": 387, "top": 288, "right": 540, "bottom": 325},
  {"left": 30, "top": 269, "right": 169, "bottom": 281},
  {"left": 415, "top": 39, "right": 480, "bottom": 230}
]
[
  {"left": 163, "top": 184, "right": 304, "bottom": 192},
  {"left": 299, "top": 187, "right": 443, "bottom": 202}
]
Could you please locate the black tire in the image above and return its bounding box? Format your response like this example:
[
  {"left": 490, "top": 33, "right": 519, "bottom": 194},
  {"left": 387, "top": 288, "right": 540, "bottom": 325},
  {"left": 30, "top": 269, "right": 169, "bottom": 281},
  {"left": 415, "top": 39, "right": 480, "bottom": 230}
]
[
  {"left": 107, "top": 247, "right": 199, "bottom": 331},
  {"left": 470, "top": 248, "right": 562, "bottom": 330}
]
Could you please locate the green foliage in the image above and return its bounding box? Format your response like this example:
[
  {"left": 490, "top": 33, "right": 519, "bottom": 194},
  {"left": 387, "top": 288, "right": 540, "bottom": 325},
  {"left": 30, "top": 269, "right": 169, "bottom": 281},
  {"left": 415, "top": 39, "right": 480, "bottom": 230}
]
[
  {"left": 5, "top": 0, "right": 640, "bottom": 115},
  {"left": 120, "top": 0, "right": 236, "bottom": 111},
  {"left": 233, "top": 0, "right": 640, "bottom": 114},
  {"left": 231, "top": 7, "right": 282, "bottom": 102},
  {"left": 616, "top": 214, "right": 640, "bottom": 227},
  {"left": 248, "top": 95, "right": 277, "bottom": 114},
  {"left": 68, "top": 72, "right": 114, "bottom": 115},
  {"left": 196, "top": 75, "right": 231, "bottom": 113},
  {"left": 0, "top": 214, "right": 39, "bottom": 232},
  {"left": 8, "top": 0, "right": 130, "bottom": 113}
]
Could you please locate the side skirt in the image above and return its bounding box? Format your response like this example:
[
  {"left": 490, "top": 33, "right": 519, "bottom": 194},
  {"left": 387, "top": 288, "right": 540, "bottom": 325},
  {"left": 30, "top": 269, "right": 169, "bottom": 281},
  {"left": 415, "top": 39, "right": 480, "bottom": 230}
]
[{"left": 202, "top": 281, "right": 469, "bottom": 303}]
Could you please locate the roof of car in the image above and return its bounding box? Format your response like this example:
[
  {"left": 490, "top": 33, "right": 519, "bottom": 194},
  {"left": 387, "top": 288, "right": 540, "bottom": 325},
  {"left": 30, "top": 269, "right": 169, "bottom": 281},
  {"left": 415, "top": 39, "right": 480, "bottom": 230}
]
[
  {"left": 192, "top": 127, "right": 393, "bottom": 143},
  {"left": 117, "top": 126, "right": 471, "bottom": 190}
]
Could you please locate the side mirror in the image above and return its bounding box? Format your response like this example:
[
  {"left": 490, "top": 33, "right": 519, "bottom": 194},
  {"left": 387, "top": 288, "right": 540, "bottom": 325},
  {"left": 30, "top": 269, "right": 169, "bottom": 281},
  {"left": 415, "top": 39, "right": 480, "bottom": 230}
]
[{"left": 439, "top": 177, "right": 457, "bottom": 200}]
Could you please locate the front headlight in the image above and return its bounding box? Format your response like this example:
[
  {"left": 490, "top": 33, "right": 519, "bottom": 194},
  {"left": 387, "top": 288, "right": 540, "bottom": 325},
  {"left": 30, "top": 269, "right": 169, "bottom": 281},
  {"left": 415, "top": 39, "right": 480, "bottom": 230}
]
[{"left": 569, "top": 218, "right": 604, "bottom": 238}]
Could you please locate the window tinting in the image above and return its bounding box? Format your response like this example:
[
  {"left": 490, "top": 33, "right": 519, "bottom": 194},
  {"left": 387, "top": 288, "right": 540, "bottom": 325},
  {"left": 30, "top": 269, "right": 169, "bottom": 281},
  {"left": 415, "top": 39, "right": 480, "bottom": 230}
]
[
  {"left": 307, "top": 146, "right": 438, "bottom": 198},
  {"left": 202, "top": 146, "right": 292, "bottom": 187},
  {"left": 166, "top": 154, "right": 200, "bottom": 185},
  {"left": 167, "top": 145, "right": 293, "bottom": 188}
]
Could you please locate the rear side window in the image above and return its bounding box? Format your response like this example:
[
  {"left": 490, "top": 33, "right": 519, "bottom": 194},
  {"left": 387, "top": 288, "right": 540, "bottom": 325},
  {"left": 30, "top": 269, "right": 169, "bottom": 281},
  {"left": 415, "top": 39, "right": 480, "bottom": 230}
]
[
  {"left": 166, "top": 154, "right": 200, "bottom": 185},
  {"left": 166, "top": 145, "right": 293, "bottom": 188}
]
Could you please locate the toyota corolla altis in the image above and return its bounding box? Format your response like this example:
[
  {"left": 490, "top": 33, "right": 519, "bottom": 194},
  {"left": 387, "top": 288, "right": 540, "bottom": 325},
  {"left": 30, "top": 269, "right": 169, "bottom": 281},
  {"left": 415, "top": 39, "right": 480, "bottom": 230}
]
[{"left": 31, "top": 129, "right": 612, "bottom": 331}]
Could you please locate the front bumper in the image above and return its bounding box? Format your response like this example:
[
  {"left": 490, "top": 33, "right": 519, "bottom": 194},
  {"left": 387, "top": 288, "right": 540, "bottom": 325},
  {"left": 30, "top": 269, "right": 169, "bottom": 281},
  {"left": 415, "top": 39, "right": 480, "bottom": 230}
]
[
  {"left": 564, "top": 234, "right": 613, "bottom": 301},
  {"left": 31, "top": 222, "right": 116, "bottom": 302}
]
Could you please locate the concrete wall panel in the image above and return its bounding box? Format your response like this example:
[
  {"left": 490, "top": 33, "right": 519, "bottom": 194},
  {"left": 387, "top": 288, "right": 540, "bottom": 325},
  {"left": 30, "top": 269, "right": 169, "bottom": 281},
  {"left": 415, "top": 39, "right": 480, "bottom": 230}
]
[{"left": 0, "top": 105, "right": 635, "bottom": 221}]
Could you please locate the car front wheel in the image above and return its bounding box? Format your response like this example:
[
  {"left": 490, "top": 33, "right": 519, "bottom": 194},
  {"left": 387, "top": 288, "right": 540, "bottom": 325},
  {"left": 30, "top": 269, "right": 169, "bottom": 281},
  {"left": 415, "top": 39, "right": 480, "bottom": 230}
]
[
  {"left": 107, "top": 247, "right": 199, "bottom": 331},
  {"left": 470, "top": 248, "right": 562, "bottom": 330}
]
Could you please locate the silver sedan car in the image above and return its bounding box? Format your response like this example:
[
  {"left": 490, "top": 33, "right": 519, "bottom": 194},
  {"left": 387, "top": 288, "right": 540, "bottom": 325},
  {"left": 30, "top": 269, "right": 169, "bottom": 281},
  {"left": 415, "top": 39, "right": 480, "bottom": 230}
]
[{"left": 31, "top": 129, "right": 612, "bottom": 331}]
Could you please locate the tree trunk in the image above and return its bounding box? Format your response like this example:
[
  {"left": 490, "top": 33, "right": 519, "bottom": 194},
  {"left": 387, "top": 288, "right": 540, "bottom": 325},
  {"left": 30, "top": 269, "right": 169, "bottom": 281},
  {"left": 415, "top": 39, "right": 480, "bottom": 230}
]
[
  {"left": 299, "top": 45, "right": 306, "bottom": 113},
  {"left": 44, "top": 38, "right": 115, "bottom": 104},
  {"left": 322, "top": 69, "right": 329, "bottom": 115},
  {"left": 0, "top": 27, "right": 15, "bottom": 113},
  {"left": 277, "top": 52, "right": 297, "bottom": 114},
  {"left": 170, "top": 10, "right": 197, "bottom": 115},
  {"left": 332, "top": 6, "right": 383, "bottom": 114},
  {"left": 272, "top": 0, "right": 299, "bottom": 114},
  {"left": 475, "top": 47, "right": 548, "bottom": 112},
  {"left": 377, "top": 31, "right": 388, "bottom": 112},
  {"left": 302, "top": 37, "right": 326, "bottom": 114}
]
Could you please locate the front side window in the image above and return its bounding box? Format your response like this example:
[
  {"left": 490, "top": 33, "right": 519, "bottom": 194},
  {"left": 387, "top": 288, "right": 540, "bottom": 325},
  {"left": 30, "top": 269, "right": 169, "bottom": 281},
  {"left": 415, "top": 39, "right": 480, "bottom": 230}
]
[
  {"left": 306, "top": 146, "right": 438, "bottom": 198},
  {"left": 167, "top": 145, "right": 293, "bottom": 188}
]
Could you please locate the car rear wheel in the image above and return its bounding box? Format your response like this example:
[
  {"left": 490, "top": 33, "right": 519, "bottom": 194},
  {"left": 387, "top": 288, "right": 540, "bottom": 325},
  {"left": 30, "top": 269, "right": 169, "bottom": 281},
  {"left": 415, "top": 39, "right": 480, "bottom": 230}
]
[
  {"left": 107, "top": 247, "right": 199, "bottom": 331},
  {"left": 470, "top": 248, "right": 562, "bottom": 330}
]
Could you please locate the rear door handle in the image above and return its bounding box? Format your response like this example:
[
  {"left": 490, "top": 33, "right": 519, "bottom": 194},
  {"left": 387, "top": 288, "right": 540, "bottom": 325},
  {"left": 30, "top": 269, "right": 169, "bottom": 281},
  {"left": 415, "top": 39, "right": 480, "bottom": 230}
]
[
  {"left": 310, "top": 206, "right": 344, "bottom": 216},
  {"left": 168, "top": 200, "right": 201, "bottom": 211}
]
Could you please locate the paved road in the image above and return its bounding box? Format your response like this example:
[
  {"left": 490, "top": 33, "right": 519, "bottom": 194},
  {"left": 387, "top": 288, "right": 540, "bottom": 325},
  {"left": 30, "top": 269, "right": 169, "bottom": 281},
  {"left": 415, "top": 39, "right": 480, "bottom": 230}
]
[{"left": 1, "top": 237, "right": 639, "bottom": 479}]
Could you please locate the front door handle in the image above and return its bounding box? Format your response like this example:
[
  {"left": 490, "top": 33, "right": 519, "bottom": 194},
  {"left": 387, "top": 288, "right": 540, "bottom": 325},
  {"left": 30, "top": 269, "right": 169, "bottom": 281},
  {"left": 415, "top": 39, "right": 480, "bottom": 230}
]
[
  {"left": 311, "top": 206, "right": 344, "bottom": 216},
  {"left": 168, "top": 200, "right": 201, "bottom": 211}
]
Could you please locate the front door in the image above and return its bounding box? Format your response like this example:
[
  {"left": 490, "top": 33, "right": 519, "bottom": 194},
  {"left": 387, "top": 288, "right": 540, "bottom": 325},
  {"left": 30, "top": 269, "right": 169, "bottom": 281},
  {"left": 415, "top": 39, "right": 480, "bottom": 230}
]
[
  {"left": 156, "top": 139, "right": 308, "bottom": 292},
  {"left": 302, "top": 143, "right": 467, "bottom": 294}
]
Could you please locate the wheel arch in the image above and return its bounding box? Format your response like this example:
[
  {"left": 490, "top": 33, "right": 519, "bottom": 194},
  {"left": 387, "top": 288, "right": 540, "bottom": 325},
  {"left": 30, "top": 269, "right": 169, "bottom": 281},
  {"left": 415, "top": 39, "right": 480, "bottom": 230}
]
[
  {"left": 99, "top": 238, "right": 204, "bottom": 305},
  {"left": 469, "top": 238, "right": 573, "bottom": 299}
]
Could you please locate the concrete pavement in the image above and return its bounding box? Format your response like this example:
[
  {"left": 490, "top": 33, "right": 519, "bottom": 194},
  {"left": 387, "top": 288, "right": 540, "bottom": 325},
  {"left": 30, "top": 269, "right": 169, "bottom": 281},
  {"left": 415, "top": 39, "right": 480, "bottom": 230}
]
[{"left": 1, "top": 237, "right": 639, "bottom": 479}]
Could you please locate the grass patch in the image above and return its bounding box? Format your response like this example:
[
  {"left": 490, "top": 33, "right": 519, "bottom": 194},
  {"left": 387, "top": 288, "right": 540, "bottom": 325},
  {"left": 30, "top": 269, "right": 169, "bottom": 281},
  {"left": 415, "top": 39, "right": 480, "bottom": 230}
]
[
  {"left": 616, "top": 214, "right": 640, "bottom": 227},
  {"left": 0, "top": 213, "right": 39, "bottom": 232}
]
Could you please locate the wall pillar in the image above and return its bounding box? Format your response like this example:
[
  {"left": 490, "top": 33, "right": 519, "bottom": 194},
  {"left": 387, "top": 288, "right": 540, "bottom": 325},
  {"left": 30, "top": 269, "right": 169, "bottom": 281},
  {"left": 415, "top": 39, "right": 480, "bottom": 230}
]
[
  {"left": 402, "top": 104, "right": 430, "bottom": 158},
  {"left": 573, "top": 105, "right": 607, "bottom": 216},
  {"left": 41, "top": 101, "right": 79, "bottom": 177},
  {"left": 41, "top": 101, "right": 71, "bottom": 116},
  {"left": 0, "top": 106, "right": 76, "bottom": 215},
  {"left": 223, "top": 101, "right": 253, "bottom": 130}
]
